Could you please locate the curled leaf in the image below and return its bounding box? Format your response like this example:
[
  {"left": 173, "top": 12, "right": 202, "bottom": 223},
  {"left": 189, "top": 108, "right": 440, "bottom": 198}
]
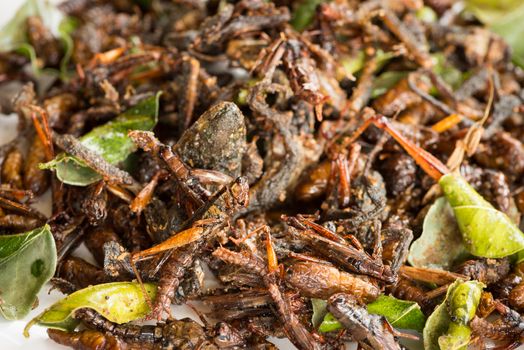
[
  {"left": 319, "top": 295, "right": 426, "bottom": 333},
  {"left": 41, "top": 93, "right": 161, "bottom": 186},
  {"left": 423, "top": 280, "right": 484, "bottom": 350},
  {"left": 408, "top": 197, "right": 468, "bottom": 270},
  {"left": 24, "top": 282, "right": 157, "bottom": 336},
  {"left": 0, "top": 225, "right": 56, "bottom": 320},
  {"left": 439, "top": 173, "right": 524, "bottom": 258},
  {"left": 311, "top": 298, "right": 328, "bottom": 328}
]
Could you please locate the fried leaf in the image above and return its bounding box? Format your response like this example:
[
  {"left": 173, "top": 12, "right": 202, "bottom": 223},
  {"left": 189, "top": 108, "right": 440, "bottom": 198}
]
[
  {"left": 319, "top": 295, "right": 426, "bottom": 333},
  {"left": 24, "top": 282, "right": 157, "bottom": 336},
  {"left": 41, "top": 93, "right": 161, "bottom": 186},
  {"left": 291, "top": 0, "right": 324, "bottom": 31},
  {"left": 0, "top": 225, "right": 56, "bottom": 320},
  {"left": 367, "top": 295, "right": 426, "bottom": 333},
  {"left": 423, "top": 280, "right": 484, "bottom": 350},
  {"left": 311, "top": 298, "right": 328, "bottom": 328},
  {"left": 439, "top": 173, "right": 524, "bottom": 258},
  {"left": 465, "top": 0, "right": 524, "bottom": 68},
  {"left": 408, "top": 197, "right": 468, "bottom": 270}
]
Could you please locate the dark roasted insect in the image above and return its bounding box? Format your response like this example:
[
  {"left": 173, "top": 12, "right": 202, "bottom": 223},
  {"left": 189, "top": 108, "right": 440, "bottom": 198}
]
[
  {"left": 213, "top": 226, "right": 323, "bottom": 350},
  {"left": 327, "top": 293, "right": 402, "bottom": 350},
  {"left": 454, "top": 258, "right": 511, "bottom": 285},
  {"left": 470, "top": 301, "right": 524, "bottom": 347}
]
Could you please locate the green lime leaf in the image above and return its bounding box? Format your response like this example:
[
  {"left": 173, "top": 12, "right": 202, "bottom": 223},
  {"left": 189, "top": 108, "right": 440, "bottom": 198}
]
[
  {"left": 367, "top": 295, "right": 426, "bottom": 333},
  {"left": 424, "top": 280, "right": 484, "bottom": 350},
  {"left": 465, "top": 0, "right": 524, "bottom": 68},
  {"left": 311, "top": 298, "right": 328, "bottom": 328},
  {"left": 41, "top": 92, "right": 161, "bottom": 186},
  {"left": 0, "top": 225, "right": 56, "bottom": 320},
  {"left": 439, "top": 173, "right": 524, "bottom": 258},
  {"left": 24, "top": 282, "right": 157, "bottom": 336},
  {"left": 319, "top": 312, "right": 342, "bottom": 333},
  {"left": 408, "top": 197, "right": 469, "bottom": 270}
]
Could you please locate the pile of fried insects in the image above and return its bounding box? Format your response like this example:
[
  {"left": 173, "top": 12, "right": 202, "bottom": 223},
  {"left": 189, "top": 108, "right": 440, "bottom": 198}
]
[{"left": 1, "top": 0, "right": 524, "bottom": 349}]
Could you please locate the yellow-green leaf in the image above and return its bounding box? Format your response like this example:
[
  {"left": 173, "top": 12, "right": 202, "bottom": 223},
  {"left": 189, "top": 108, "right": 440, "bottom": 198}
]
[
  {"left": 24, "top": 282, "right": 157, "bottom": 336},
  {"left": 367, "top": 295, "right": 426, "bottom": 333},
  {"left": 439, "top": 173, "right": 524, "bottom": 258},
  {"left": 0, "top": 225, "right": 56, "bottom": 320}
]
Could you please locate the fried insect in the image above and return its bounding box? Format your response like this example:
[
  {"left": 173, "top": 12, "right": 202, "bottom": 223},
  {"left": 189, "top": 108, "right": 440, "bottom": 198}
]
[
  {"left": 57, "top": 256, "right": 110, "bottom": 291},
  {"left": 47, "top": 329, "right": 127, "bottom": 350},
  {"left": 285, "top": 261, "right": 380, "bottom": 303},
  {"left": 470, "top": 301, "right": 524, "bottom": 345},
  {"left": 286, "top": 219, "right": 395, "bottom": 283},
  {"left": 130, "top": 226, "right": 207, "bottom": 317},
  {"left": 128, "top": 131, "right": 209, "bottom": 208},
  {"left": 1, "top": 147, "right": 23, "bottom": 189},
  {"left": 327, "top": 293, "right": 402, "bottom": 350},
  {"left": 454, "top": 258, "right": 510, "bottom": 285},
  {"left": 84, "top": 225, "right": 122, "bottom": 266},
  {"left": 52, "top": 132, "right": 134, "bottom": 185},
  {"left": 213, "top": 226, "right": 323, "bottom": 350},
  {"left": 509, "top": 282, "right": 524, "bottom": 312},
  {"left": 74, "top": 308, "right": 219, "bottom": 349},
  {"left": 23, "top": 134, "right": 50, "bottom": 195}
]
